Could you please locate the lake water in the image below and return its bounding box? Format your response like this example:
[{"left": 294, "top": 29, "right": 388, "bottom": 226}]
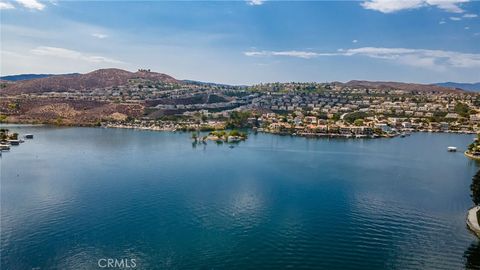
[{"left": 1, "top": 125, "right": 480, "bottom": 269}]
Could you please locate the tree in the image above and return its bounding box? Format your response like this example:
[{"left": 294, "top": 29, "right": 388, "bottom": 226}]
[
  {"left": 344, "top": 112, "right": 367, "bottom": 123},
  {"left": 354, "top": 119, "right": 364, "bottom": 126},
  {"left": 471, "top": 170, "right": 480, "bottom": 205},
  {"left": 8, "top": 103, "right": 18, "bottom": 110},
  {"left": 455, "top": 102, "right": 471, "bottom": 117},
  {"left": 226, "top": 111, "right": 252, "bottom": 128},
  {"left": 0, "top": 128, "right": 9, "bottom": 141}
]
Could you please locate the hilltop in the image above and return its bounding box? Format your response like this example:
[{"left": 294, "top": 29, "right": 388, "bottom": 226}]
[{"left": 1, "top": 68, "right": 178, "bottom": 95}]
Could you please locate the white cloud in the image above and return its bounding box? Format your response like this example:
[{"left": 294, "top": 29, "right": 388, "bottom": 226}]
[
  {"left": 15, "top": 0, "right": 45, "bottom": 10},
  {"left": 244, "top": 50, "right": 336, "bottom": 59},
  {"left": 244, "top": 47, "right": 480, "bottom": 69},
  {"left": 449, "top": 16, "right": 462, "bottom": 20},
  {"left": 0, "top": 1, "right": 14, "bottom": 9},
  {"left": 439, "top": 20, "right": 446, "bottom": 24},
  {"left": 246, "top": 0, "right": 264, "bottom": 6},
  {"left": 30, "top": 46, "right": 123, "bottom": 64},
  {"left": 425, "top": 0, "right": 468, "bottom": 13},
  {"left": 339, "top": 47, "right": 480, "bottom": 69},
  {"left": 361, "top": 0, "right": 468, "bottom": 13},
  {"left": 465, "top": 26, "right": 470, "bottom": 30},
  {"left": 463, "top": 13, "right": 478, "bottom": 18},
  {"left": 92, "top": 33, "right": 108, "bottom": 39},
  {"left": 271, "top": 51, "right": 324, "bottom": 58},
  {"left": 352, "top": 39, "right": 358, "bottom": 43},
  {"left": 361, "top": 0, "right": 424, "bottom": 13},
  {"left": 343, "top": 47, "right": 480, "bottom": 69}
]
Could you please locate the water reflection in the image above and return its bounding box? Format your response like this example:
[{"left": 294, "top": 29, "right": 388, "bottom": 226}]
[
  {"left": 464, "top": 241, "right": 480, "bottom": 269},
  {"left": 2, "top": 127, "right": 480, "bottom": 269}
]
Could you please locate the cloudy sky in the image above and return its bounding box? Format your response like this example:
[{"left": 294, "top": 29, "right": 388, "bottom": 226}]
[{"left": 0, "top": 0, "right": 479, "bottom": 84}]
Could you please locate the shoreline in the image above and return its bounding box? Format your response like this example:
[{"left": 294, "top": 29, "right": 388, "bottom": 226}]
[
  {"left": 467, "top": 206, "right": 480, "bottom": 237},
  {"left": 2, "top": 121, "right": 478, "bottom": 138},
  {"left": 102, "top": 123, "right": 478, "bottom": 138},
  {"left": 465, "top": 151, "right": 480, "bottom": 160}
]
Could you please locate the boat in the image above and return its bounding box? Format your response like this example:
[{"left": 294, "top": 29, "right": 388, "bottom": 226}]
[
  {"left": 447, "top": 146, "right": 457, "bottom": 152},
  {"left": 400, "top": 133, "right": 406, "bottom": 137},
  {"left": 7, "top": 140, "right": 20, "bottom": 146},
  {"left": 0, "top": 144, "right": 10, "bottom": 151},
  {"left": 25, "top": 134, "right": 34, "bottom": 139}
]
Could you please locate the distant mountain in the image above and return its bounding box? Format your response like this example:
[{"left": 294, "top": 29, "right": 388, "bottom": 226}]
[
  {"left": 342, "top": 80, "right": 462, "bottom": 93},
  {"left": 1, "top": 68, "right": 178, "bottom": 95},
  {"left": 0, "top": 73, "right": 79, "bottom": 81},
  {"left": 434, "top": 82, "right": 480, "bottom": 92},
  {"left": 183, "top": 80, "right": 230, "bottom": 87}
]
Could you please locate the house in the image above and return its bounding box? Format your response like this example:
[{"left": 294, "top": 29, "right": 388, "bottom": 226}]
[
  {"left": 375, "top": 123, "right": 391, "bottom": 133},
  {"left": 445, "top": 113, "right": 460, "bottom": 119},
  {"left": 471, "top": 114, "right": 480, "bottom": 123}
]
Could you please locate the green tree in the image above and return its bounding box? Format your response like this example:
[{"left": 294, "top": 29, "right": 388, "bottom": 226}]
[
  {"left": 455, "top": 102, "right": 471, "bottom": 117},
  {"left": 354, "top": 119, "right": 364, "bottom": 126},
  {"left": 0, "top": 128, "right": 8, "bottom": 141},
  {"left": 229, "top": 130, "right": 240, "bottom": 137},
  {"left": 471, "top": 170, "right": 480, "bottom": 205},
  {"left": 344, "top": 112, "right": 367, "bottom": 123},
  {"left": 7, "top": 103, "right": 18, "bottom": 110},
  {"left": 226, "top": 111, "right": 252, "bottom": 128}
]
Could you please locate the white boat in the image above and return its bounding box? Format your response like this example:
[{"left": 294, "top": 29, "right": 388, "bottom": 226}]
[
  {"left": 0, "top": 144, "right": 10, "bottom": 151},
  {"left": 447, "top": 146, "right": 457, "bottom": 152}
]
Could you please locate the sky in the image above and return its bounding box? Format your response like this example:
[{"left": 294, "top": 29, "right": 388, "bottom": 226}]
[{"left": 0, "top": 0, "right": 479, "bottom": 85}]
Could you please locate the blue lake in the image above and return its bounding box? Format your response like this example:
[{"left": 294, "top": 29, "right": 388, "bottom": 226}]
[{"left": 1, "top": 125, "right": 480, "bottom": 269}]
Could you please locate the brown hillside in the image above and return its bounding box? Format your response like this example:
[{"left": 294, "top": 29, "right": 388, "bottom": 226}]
[{"left": 1, "top": 68, "right": 178, "bottom": 95}]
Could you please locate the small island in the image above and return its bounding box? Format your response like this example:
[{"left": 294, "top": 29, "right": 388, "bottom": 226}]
[{"left": 192, "top": 130, "right": 248, "bottom": 144}]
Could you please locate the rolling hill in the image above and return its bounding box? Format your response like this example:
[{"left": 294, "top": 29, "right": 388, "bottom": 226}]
[
  {"left": 434, "top": 82, "right": 480, "bottom": 92},
  {"left": 343, "top": 80, "right": 463, "bottom": 93},
  {"left": 1, "top": 68, "right": 178, "bottom": 95}
]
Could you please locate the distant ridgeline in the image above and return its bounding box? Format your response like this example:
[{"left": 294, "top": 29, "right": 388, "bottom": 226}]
[
  {"left": 0, "top": 73, "right": 79, "bottom": 81},
  {"left": 434, "top": 82, "right": 480, "bottom": 92}
]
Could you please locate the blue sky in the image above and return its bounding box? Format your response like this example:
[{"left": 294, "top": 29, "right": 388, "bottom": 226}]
[{"left": 1, "top": 0, "right": 479, "bottom": 84}]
